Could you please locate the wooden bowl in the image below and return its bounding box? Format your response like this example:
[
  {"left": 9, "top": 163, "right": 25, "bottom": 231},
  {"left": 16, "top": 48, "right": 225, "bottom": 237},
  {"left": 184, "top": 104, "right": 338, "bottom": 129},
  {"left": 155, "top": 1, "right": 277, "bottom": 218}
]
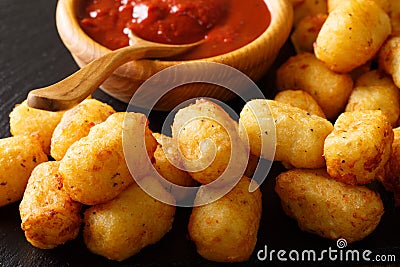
[{"left": 56, "top": 0, "right": 293, "bottom": 111}]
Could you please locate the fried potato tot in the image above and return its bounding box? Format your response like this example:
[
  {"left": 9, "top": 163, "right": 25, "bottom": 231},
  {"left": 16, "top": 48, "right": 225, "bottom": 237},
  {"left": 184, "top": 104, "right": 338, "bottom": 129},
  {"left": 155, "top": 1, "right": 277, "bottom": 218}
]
[
  {"left": 380, "top": 127, "right": 400, "bottom": 206},
  {"left": 355, "top": 69, "right": 398, "bottom": 88},
  {"left": 171, "top": 99, "right": 248, "bottom": 185},
  {"left": 315, "top": 0, "right": 391, "bottom": 73},
  {"left": 240, "top": 99, "right": 333, "bottom": 169},
  {"left": 9, "top": 100, "right": 65, "bottom": 154},
  {"left": 275, "top": 169, "right": 384, "bottom": 243},
  {"left": 345, "top": 84, "right": 400, "bottom": 126},
  {"left": 83, "top": 178, "right": 175, "bottom": 261},
  {"left": 327, "top": 0, "right": 390, "bottom": 13},
  {"left": 0, "top": 136, "right": 47, "bottom": 207},
  {"left": 274, "top": 89, "right": 326, "bottom": 118},
  {"left": 324, "top": 110, "right": 393, "bottom": 185},
  {"left": 188, "top": 176, "right": 262, "bottom": 262},
  {"left": 276, "top": 52, "right": 353, "bottom": 119},
  {"left": 19, "top": 161, "right": 82, "bottom": 249},
  {"left": 389, "top": 0, "right": 400, "bottom": 35},
  {"left": 152, "top": 133, "right": 197, "bottom": 201},
  {"left": 59, "top": 112, "right": 157, "bottom": 205},
  {"left": 291, "top": 14, "right": 327, "bottom": 54},
  {"left": 50, "top": 99, "right": 115, "bottom": 160},
  {"left": 379, "top": 36, "right": 400, "bottom": 89},
  {"left": 292, "top": 0, "right": 327, "bottom": 27}
]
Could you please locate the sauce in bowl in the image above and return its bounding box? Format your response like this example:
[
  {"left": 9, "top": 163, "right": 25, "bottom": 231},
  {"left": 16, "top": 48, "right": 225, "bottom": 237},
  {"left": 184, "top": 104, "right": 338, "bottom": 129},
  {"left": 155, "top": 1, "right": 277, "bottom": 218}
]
[{"left": 78, "top": 0, "right": 271, "bottom": 60}]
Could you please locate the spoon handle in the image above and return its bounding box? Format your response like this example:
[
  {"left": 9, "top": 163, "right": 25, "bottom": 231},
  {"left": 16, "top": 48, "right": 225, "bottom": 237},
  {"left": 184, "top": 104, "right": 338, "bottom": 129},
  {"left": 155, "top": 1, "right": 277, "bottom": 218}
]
[
  {"left": 27, "top": 45, "right": 149, "bottom": 111},
  {"left": 26, "top": 38, "right": 198, "bottom": 111}
]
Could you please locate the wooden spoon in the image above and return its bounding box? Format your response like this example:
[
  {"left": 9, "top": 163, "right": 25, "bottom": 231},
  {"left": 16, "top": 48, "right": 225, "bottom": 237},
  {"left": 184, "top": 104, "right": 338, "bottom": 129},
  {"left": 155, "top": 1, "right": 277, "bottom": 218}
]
[{"left": 27, "top": 32, "right": 202, "bottom": 111}]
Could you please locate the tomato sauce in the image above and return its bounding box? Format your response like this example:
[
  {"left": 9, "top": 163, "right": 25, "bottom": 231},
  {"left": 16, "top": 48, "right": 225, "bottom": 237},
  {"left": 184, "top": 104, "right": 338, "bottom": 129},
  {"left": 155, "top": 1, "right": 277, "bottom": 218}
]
[{"left": 78, "top": 0, "right": 270, "bottom": 60}]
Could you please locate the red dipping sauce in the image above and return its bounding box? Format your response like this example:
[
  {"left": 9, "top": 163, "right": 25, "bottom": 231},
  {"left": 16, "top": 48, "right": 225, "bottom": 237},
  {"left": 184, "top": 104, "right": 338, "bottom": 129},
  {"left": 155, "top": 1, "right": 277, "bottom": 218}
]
[{"left": 78, "top": 0, "right": 271, "bottom": 60}]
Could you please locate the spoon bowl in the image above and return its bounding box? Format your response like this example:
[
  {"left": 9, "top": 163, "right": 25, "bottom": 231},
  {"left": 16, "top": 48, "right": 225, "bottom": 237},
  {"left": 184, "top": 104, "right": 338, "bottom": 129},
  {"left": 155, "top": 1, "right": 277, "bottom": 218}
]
[{"left": 27, "top": 33, "right": 203, "bottom": 111}]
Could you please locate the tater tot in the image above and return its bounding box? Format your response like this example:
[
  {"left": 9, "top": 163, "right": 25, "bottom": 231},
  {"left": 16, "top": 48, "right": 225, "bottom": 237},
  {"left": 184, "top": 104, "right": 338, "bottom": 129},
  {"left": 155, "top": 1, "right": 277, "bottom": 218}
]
[
  {"left": 327, "top": 0, "right": 390, "bottom": 13},
  {"left": 389, "top": 0, "right": 400, "bottom": 35},
  {"left": 59, "top": 112, "right": 157, "bottom": 205},
  {"left": 0, "top": 136, "right": 47, "bottom": 207},
  {"left": 171, "top": 99, "right": 248, "bottom": 185},
  {"left": 379, "top": 36, "right": 400, "bottom": 89},
  {"left": 292, "top": 0, "right": 327, "bottom": 27},
  {"left": 291, "top": 14, "right": 327, "bottom": 54},
  {"left": 355, "top": 69, "right": 398, "bottom": 88},
  {"left": 19, "top": 161, "right": 82, "bottom": 249},
  {"left": 83, "top": 178, "right": 175, "bottom": 261},
  {"left": 380, "top": 127, "right": 400, "bottom": 206},
  {"left": 315, "top": 0, "right": 391, "bottom": 73},
  {"left": 9, "top": 100, "right": 65, "bottom": 154},
  {"left": 188, "top": 176, "right": 262, "bottom": 262},
  {"left": 239, "top": 99, "right": 333, "bottom": 169},
  {"left": 275, "top": 169, "right": 384, "bottom": 243},
  {"left": 274, "top": 89, "right": 326, "bottom": 118},
  {"left": 50, "top": 99, "right": 115, "bottom": 160},
  {"left": 324, "top": 110, "right": 393, "bottom": 185},
  {"left": 152, "top": 133, "right": 197, "bottom": 201},
  {"left": 276, "top": 52, "right": 353, "bottom": 119},
  {"left": 345, "top": 84, "right": 400, "bottom": 126}
]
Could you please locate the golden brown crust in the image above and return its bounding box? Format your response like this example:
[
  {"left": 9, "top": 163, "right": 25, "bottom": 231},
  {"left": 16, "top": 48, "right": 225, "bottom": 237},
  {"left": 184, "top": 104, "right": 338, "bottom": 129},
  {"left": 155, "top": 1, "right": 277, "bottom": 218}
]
[
  {"left": 378, "top": 36, "right": 400, "bottom": 89},
  {"left": 380, "top": 127, "right": 400, "bottom": 205},
  {"left": 274, "top": 89, "right": 326, "bottom": 118},
  {"left": 188, "top": 176, "right": 262, "bottom": 262},
  {"left": 0, "top": 136, "right": 48, "bottom": 207},
  {"left": 276, "top": 53, "right": 354, "bottom": 119},
  {"left": 20, "top": 161, "right": 82, "bottom": 249},
  {"left": 315, "top": 0, "right": 391, "bottom": 73},
  {"left": 9, "top": 100, "right": 65, "bottom": 154},
  {"left": 51, "top": 99, "right": 115, "bottom": 160},
  {"left": 324, "top": 110, "right": 393, "bottom": 185},
  {"left": 172, "top": 99, "right": 248, "bottom": 185},
  {"left": 275, "top": 169, "right": 384, "bottom": 243},
  {"left": 240, "top": 99, "right": 333, "bottom": 168},
  {"left": 83, "top": 179, "right": 175, "bottom": 261},
  {"left": 59, "top": 112, "right": 157, "bottom": 205}
]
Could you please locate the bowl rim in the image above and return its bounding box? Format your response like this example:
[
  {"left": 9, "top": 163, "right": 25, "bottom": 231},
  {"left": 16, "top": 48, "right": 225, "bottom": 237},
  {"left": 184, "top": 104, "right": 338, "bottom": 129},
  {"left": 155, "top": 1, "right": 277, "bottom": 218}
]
[{"left": 56, "top": 0, "right": 293, "bottom": 65}]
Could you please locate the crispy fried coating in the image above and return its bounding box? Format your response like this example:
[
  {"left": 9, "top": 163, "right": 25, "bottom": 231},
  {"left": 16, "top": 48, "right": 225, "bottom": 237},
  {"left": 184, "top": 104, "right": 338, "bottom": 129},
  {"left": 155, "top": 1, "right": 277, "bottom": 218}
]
[
  {"left": 171, "top": 99, "right": 248, "bottom": 185},
  {"left": 19, "top": 161, "right": 82, "bottom": 249},
  {"left": 291, "top": 14, "right": 327, "bottom": 54},
  {"left": 276, "top": 52, "right": 353, "bottom": 119},
  {"left": 389, "top": 0, "right": 400, "bottom": 35},
  {"left": 188, "top": 176, "right": 262, "bottom": 262},
  {"left": 275, "top": 169, "right": 384, "bottom": 243},
  {"left": 83, "top": 178, "right": 175, "bottom": 261},
  {"left": 379, "top": 36, "right": 400, "bottom": 89},
  {"left": 355, "top": 69, "right": 398, "bottom": 88},
  {"left": 274, "top": 89, "right": 326, "bottom": 118},
  {"left": 324, "top": 110, "right": 393, "bottom": 185},
  {"left": 152, "top": 133, "right": 197, "bottom": 201},
  {"left": 327, "top": 0, "right": 390, "bottom": 13},
  {"left": 315, "top": 0, "right": 391, "bottom": 73},
  {"left": 0, "top": 136, "right": 47, "bottom": 207},
  {"left": 9, "top": 100, "right": 65, "bottom": 154},
  {"left": 239, "top": 99, "right": 333, "bottom": 168},
  {"left": 59, "top": 112, "right": 157, "bottom": 205},
  {"left": 292, "top": 0, "right": 327, "bottom": 27},
  {"left": 345, "top": 84, "right": 400, "bottom": 126},
  {"left": 380, "top": 127, "right": 400, "bottom": 206},
  {"left": 50, "top": 99, "right": 115, "bottom": 160}
]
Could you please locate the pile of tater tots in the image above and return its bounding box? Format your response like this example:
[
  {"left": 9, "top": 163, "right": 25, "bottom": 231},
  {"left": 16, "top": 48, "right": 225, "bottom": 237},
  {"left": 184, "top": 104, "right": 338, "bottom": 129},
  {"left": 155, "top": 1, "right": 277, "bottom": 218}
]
[{"left": 0, "top": 0, "right": 399, "bottom": 263}]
